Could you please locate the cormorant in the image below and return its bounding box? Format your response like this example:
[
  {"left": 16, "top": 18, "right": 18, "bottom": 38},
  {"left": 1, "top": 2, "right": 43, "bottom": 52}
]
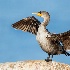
[{"left": 12, "top": 11, "right": 70, "bottom": 61}]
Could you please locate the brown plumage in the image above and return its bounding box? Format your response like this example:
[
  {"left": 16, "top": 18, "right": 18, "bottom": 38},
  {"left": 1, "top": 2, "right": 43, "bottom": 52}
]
[
  {"left": 52, "top": 30, "right": 70, "bottom": 50},
  {"left": 12, "top": 16, "right": 40, "bottom": 35},
  {"left": 12, "top": 11, "right": 70, "bottom": 61}
]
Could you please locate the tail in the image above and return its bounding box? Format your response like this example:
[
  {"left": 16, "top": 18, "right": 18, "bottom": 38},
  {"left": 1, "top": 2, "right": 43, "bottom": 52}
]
[
  {"left": 61, "top": 46, "right": 70, "bottom": 56},
  {"left": 62, "top": 50, "right": 70, "bottom": 56}
]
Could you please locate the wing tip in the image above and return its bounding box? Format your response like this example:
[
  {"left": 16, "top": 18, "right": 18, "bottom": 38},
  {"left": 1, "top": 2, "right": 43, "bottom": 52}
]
[
  {"left": 12, "top": 23, "right": 17, "bottom": 28},
  {"left": 11, "top": 24, "right": 14, "bottom": 27}
]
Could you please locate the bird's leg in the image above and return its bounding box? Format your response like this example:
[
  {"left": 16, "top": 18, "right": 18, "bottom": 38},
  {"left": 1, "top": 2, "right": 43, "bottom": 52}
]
[
  {"left": 45, "top": 54, "right": 52, "bottom": 62},
  {"left": 51, "top": 54, "right": 53, "bottom": 58}
]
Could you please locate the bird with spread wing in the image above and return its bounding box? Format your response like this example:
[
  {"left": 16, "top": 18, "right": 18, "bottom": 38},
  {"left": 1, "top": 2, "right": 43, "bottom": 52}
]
[{"left": 12, "top": 11, "right": 70, "bottom": 61}]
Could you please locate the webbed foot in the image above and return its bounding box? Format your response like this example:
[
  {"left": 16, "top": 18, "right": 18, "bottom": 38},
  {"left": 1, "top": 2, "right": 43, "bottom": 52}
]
[{"left": 45, "top": 58, "right": 52, "bottom": 62}]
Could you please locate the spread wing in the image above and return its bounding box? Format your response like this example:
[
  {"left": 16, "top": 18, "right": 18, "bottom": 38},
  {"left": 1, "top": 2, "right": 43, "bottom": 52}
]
[
  {"left": 52, "top": 30, "right": 70, "bottom": 51},
  {"left": 12, "top": 16, "right": 41, "bottom": 35}
]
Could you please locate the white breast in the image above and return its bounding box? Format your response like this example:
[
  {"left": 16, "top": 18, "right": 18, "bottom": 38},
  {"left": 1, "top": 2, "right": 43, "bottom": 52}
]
[{"left": 36, "top": 25, "right": 51, "bottom": 52}]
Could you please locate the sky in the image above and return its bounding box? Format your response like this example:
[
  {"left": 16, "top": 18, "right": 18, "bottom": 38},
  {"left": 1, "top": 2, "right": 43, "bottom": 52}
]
[{"left": 0, "top": 0, "right": 70, "bottom": 64}]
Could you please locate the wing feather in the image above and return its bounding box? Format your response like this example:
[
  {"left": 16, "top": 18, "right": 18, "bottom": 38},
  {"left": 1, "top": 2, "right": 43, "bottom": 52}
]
[
  {"left": 52, "top": 30, "right": 70, "bottom": 50},
  {"left": 12, "top": 16, "right": 41, "bottom": 35}
]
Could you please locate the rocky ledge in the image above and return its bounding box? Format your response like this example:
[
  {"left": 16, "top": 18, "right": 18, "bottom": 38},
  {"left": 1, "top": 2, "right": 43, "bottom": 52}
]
[{"left": 0, "top": 60, "right": 70, "bottom": 70}]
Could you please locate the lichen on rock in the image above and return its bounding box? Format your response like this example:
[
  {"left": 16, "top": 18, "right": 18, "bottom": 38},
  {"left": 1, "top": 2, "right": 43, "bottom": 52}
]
[{"left": 0, "top": 60, "right": 70, "bottom": 70}]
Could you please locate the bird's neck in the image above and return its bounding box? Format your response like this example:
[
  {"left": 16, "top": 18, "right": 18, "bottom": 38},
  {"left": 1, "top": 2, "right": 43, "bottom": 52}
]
[{"left": 42, "top": 17, "right": 50, "bottom": 26}]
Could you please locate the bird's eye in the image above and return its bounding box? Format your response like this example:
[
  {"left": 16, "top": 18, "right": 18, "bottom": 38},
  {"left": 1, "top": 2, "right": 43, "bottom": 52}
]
[{"left": 38, "top": 11, "right": 41, "bottom": 14}]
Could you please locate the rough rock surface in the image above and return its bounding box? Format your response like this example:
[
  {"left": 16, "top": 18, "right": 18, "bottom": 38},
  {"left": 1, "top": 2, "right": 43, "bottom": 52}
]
[{"left": 0, "top": 60, "right": 70, "bottom": 70}]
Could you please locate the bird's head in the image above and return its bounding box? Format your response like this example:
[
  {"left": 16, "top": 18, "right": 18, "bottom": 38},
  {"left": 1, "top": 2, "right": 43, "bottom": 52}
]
[
  {"left": 32, "top": 11, "right": 50, "bottom": 25},
  {"left": 32, "top": 11, "right": 50, "bottom": 19}
]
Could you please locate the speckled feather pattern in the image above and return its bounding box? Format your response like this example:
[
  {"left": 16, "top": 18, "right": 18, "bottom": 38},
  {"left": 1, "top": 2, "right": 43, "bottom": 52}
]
[
  {"left": 12, "top": 14, "right": 70, "bottom": 56},
  {"left": 12, "top": 16, "right": 41, "bottom": 35},
  {"left": 52, "top": 30, "right": 70, "bottom": 50}
]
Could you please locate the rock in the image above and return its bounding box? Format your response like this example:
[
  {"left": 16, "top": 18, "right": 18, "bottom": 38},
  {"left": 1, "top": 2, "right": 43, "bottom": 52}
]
[{"left": 0, "top": 60, "right": 70, "bottom": 70}]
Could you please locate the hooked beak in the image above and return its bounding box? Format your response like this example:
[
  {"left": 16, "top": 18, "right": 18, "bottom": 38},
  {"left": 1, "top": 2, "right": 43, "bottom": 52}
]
[{"left": 32, "top": 12, "right": 42, "bottom": 17}]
